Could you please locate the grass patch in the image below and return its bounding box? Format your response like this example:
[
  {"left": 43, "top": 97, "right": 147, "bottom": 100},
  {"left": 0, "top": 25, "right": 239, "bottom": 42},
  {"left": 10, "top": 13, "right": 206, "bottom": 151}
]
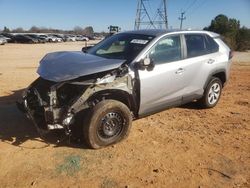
[
  {"left": 101, "top": 178, "right": 119, "bottom": 188},
  {"left": 56, "top": 155, "right": 81, "bottom": 176}
]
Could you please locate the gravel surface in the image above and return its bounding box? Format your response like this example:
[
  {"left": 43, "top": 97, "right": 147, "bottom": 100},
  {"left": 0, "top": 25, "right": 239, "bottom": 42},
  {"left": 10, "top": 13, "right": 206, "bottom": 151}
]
[{"left": 0, "top": 43, "right": 249, "bottom": 188}]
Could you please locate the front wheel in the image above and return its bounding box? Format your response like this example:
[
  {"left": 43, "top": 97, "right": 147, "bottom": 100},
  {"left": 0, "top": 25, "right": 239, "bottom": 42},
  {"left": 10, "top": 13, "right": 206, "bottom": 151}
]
[
  {"left": 83, "top": 100, "right": 132, "bottom": 149},
  {"left": 199, "top": 77, "right": 222, "bottom": 108}
]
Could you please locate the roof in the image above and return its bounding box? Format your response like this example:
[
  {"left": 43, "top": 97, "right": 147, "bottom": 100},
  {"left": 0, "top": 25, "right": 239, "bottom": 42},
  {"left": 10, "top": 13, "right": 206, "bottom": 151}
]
[
  {"left": 123, "top": 29, "right": 170, "bottom": 36},
  {"left": 122, "top": 29, "right": 219, "bottom": 38}
]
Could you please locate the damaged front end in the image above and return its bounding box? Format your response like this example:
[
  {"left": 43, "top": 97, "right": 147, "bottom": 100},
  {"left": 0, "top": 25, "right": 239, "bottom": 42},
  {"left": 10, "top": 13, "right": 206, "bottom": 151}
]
[{"left": 17, "top": 65, "right": 134, "bottom": 135}]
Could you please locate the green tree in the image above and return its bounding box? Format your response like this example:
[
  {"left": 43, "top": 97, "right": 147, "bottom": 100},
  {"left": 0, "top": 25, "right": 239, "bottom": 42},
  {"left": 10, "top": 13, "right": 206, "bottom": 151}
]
[
  {"left": 204, "top": 14, "right": 250, "bottom": 51},
  {"left": 236, "top": 27, "right": 250, "bottom": 51},
  {"left": 206, "top": 14, "right": 229, "bottom": 35}
]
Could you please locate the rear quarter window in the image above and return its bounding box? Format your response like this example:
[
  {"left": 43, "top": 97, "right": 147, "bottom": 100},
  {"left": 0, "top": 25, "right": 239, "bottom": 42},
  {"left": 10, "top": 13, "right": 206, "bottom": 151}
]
[{"left": 205, "top": 35, "right": 219, "bottom": 53}]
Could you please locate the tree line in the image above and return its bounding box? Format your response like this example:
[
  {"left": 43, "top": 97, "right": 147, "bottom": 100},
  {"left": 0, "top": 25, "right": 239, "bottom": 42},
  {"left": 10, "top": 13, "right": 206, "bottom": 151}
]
[
  {"left": 2, "top": 14, "right": 249, "bottom": 51},
  {"left": 204, "top": 14, "right": 250, "bottom": 51},
  {"left": 1, "top": 25, "right": 99, "bottom": 37}
]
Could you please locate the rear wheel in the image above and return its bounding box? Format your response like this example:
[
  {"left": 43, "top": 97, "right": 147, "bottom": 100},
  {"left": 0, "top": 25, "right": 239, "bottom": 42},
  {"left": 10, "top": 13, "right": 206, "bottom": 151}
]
[
  {"left": 199, "top": 77, "right": 222, "bottom": 108},
  {"left": 83, "top": 100, "right": 132, "bottom": 149}
]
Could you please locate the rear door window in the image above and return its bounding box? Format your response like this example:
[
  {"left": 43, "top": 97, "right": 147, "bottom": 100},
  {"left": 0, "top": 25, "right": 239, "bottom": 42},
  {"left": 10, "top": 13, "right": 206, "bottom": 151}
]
[
  {"left": 185, "top": 34, "right": 207, "bottom": 58},
  {"left": 185, "top": 34, "right": 219, "bottom": 58}
]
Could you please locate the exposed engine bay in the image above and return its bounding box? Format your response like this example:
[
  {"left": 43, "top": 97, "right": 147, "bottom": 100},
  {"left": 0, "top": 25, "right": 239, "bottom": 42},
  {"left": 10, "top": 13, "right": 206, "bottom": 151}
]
[{"left": 17, "top": 65, "right": 136, "bottom": 136}]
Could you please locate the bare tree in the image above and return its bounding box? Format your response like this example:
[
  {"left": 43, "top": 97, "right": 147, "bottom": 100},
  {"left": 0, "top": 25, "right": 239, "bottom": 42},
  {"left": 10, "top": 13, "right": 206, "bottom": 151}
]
[
  {"left": 12, "top": 27, "right": 24, "bottom": 33},
  {"left": 74, "top": 26, "right": 84, "bottom": 35},
  {"left": 29, "top": 26, "right": 40, "bottom": 33},
  {"left": 83, "top": 26, "right": 94, "bottom": 36}
]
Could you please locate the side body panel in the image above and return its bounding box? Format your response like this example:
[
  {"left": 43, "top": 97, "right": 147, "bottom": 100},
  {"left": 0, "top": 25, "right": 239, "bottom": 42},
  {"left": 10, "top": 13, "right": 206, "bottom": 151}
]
[
  {"left": 214, "top": 38, "right": 232, "bottom": 81},
  {"left": 135, "top": 32, "right": 231, "bottom": 117},
  {"left": 138, "top": 59, "right": 187, "bottom": 115}
]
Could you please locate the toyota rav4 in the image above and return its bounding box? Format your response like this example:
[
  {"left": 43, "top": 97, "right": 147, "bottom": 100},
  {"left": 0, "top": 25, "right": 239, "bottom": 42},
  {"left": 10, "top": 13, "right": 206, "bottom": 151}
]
[{"left": 17, "top": 30, "right": 233, "bottom": 149}]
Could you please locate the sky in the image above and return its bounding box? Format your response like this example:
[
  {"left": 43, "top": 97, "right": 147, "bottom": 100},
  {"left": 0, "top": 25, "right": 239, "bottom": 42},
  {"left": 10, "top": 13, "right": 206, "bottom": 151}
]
[{"left": 0, "top": 0, "right": 249, "bottom": 32}]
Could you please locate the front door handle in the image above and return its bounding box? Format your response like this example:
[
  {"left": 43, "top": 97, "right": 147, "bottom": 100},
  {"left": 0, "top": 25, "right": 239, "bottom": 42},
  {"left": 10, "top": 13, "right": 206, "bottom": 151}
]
[
  {"left": 207, "top": 59, "right": 215, "bottom": 64},
  {"left": 175, "top": 68, "right": 185, "bottom": 74}
]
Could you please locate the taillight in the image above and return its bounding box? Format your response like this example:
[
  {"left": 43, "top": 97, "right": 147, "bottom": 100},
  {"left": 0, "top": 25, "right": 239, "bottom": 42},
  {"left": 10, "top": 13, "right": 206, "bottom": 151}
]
[{"left": 229, "top": 50, "right": 233, "bottom": 60}]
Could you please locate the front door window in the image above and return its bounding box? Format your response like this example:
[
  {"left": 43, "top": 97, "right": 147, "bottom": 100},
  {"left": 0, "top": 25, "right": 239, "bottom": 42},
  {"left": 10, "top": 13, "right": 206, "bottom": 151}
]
[{"left": 148, "top": 35, "right": 182, "bottom": 64}]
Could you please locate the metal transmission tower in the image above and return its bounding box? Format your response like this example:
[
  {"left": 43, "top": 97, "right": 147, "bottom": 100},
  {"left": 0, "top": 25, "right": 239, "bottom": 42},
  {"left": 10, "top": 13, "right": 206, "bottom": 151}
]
[{"left": 134, "top": 0, "right": 168, "bottom": 30}]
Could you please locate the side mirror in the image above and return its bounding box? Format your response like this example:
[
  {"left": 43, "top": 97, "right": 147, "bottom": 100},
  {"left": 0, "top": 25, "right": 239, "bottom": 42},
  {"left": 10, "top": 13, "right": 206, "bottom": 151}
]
[
  {"left": 143, "top": 56, "right": 151, "bottom": 66},
  {"left": 136, "top": 56, "right": 155, "bottom": 71},
  {"left": 82, "top": 46, "right": 93, "bottom": 53}
]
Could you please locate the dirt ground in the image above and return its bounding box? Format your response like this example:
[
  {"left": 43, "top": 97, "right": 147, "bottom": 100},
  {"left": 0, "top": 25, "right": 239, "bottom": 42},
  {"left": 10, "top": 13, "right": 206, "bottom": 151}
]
[{"left": 0, "top": 43, "right": 249, "bottom": 188}]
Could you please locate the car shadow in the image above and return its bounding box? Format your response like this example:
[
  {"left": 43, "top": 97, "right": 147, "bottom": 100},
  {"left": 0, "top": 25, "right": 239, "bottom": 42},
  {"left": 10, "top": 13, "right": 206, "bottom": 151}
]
[
  {"left": 179, "top": 102, "right": 204, "bottom": 110},
  {"left": 0, "top": 89, "right": 88, "bottom": 149}
]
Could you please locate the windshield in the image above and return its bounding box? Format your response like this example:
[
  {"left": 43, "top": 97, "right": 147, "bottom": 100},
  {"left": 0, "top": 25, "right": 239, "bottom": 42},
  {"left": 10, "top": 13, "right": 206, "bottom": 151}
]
[{"left": 87, "top": 33, "right": 155, "bottom": 62}]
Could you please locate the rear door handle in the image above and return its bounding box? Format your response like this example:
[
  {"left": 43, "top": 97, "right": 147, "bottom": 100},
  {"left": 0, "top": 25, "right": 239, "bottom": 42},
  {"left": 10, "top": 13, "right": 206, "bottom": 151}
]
[
  {"left": 175, "top": 68, "right": 185, "bottom": 74},
  {"left": 207, "top": 59, "right": 215, "bottom": 64}
]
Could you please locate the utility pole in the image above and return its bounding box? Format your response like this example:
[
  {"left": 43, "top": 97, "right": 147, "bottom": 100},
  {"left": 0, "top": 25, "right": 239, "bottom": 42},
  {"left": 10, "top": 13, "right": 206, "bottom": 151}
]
[
  {"left": 134, "top": 0, "right": 168, "bottom": 30},
  {"left": 178, "top": 11, "right": 186, "bottom": 30}
]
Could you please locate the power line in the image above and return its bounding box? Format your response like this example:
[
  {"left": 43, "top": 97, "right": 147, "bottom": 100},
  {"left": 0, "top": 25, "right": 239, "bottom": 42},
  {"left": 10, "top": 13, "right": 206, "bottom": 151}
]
[
  {"left": 182, "top": 0, "right": 191, "bottom": 11},
  {"left": 186, "top": 0, "right": 207, "bottom": 17},
  {"left": 184, "top": 0, "right": 198, "bottom": 13},
  {"left": 178, "top": 0, "right": 206, "bottom": 29}
]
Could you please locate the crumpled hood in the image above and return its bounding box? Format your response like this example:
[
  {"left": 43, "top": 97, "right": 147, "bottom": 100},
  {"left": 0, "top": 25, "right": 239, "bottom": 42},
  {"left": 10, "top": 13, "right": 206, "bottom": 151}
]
[{"left": 37, "top": 51, "right": 126, "bottom": 82}]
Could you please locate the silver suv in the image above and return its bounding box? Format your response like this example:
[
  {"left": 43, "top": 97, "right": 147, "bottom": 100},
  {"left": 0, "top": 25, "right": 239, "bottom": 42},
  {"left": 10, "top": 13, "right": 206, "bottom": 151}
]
[{"left": 17, "top": 30, "right": 233, "bottom": 149}]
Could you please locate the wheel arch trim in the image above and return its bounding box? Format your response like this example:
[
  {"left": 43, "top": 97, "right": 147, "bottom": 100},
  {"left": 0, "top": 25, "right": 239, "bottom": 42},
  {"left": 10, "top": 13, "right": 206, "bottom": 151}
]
[{"left": 203, "top": 69, "right": 226, "bottom": 89}]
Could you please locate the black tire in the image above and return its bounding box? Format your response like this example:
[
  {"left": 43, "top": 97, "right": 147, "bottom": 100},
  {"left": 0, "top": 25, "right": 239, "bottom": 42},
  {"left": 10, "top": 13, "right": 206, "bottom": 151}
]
[
  {"left": 199, "top": 77, "right": 222, "bottom": 108},
  {"left": 83, "top": 100, "right": 132, "bottom": 149}
]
